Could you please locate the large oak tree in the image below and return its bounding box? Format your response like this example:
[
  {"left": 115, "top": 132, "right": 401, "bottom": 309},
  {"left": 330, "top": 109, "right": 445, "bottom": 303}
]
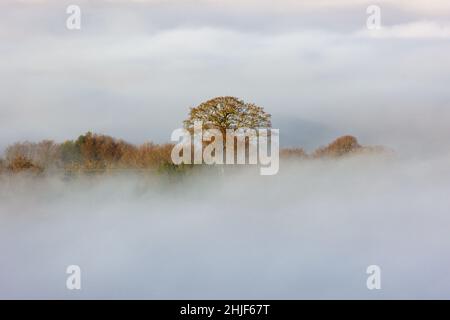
[{"left": 184, "top": 96, "right": 272, "bottom": 134}]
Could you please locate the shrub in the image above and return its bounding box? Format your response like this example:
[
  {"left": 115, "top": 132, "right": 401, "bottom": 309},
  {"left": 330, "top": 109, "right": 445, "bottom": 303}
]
[
  {"left": 5, "top": 141, "right": 60, "bottom": 169},
  {"left": 7, "top": 155, "right": 43, "bottom": 174},
  {"left": 313, "top": 135, "right": 361, "bottom": 158},
  {"left": 280, "top": 148, "right": 307, "bottom": 159},
  {"left": 60, "top": 140, "right": 82, "bottom": 165},
  {"left": 135, "top": 143, "right": 174, "bottom": 169}
]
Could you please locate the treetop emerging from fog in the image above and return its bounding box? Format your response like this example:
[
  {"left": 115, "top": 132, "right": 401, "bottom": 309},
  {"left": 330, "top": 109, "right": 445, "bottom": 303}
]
[{"left": 183, "top": 97, "right": 272, "bottom": 133}]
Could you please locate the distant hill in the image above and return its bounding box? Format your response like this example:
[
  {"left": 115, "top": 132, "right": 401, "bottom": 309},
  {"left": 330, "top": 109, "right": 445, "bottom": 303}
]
[{"left": 272, "top": 115, "right": 340, "bottom": 151}]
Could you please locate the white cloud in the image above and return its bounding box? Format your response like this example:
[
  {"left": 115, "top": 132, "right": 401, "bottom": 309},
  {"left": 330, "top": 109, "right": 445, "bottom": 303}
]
[
  {"left": 357, "top": 21, "right": 450, "bottom": 39},
  {"left": 6, "top": 0, "right": 450, "bottom": 15}
]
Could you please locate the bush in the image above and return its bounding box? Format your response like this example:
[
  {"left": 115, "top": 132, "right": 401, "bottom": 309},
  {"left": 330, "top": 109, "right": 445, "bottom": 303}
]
[
  {"left": 158, "top": 161, "right": 185, "bottom": 174},
  {"left": 7, "top": 156, "right": 43, "bottom": 174},
  {"left": 5, "top": 141, "right": 60, "bottom": 169},
  {"left": 134, "top": 143, "right": 174, "bottom": 169},
  {"left": 280, "top": 148, "right": 307, "bottom": 159},
  {"left": 0, "top": 158, "right": 4, "bottom": 174},
  {"left": 59, "top": 133, "right": 176, "bottom": 173},
  {"left": 313, "top": 135, "right": 361, "bottom": 158},
  {"left": 60, "top": 140, "right": 82, "bottom": 165}
]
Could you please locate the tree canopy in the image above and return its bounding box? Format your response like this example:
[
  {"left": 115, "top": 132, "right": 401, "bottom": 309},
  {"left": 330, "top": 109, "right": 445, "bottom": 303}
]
[{"left": 183, "top": 96, "right": 272, "bottom": 133}]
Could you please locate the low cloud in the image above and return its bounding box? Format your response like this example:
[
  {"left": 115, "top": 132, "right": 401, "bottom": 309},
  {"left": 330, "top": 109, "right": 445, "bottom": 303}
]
[
  {"left": 1, "top": 154, "right": 450, "bottom": 298},
  {"left": 358, "top": 21, "right": 450, "bottom": 39}
]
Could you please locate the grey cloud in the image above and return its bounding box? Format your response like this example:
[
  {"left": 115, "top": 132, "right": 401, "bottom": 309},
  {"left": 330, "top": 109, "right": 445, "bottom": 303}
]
[{"left": 0, "top": 1, "right": 449, "bottom": 155}]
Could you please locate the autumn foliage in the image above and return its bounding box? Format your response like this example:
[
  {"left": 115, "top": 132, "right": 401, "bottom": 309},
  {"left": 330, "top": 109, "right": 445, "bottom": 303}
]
[
  {"left": 280, "top": 148, "right": 308, "bottom": 159},
  {"left": 0, "top": 98, "right": 387, "bottom": 174},
  {"left": 184, "top": 96, "right": 272, "bottom": 133},
  {"left": 0, "top": 131, "right": 387, "bottom": 175},
  {"left": 313, "top": 135, "right": 361, "bottom": 158},
  {"left": 0, "top": 95, "right": 391, "bottom": 175},
  {"left": 1, "top": 132, "right": 175, "bottom": 174},
  {"left": 6, "top": 155, "right": 43, "bottom": 174}
]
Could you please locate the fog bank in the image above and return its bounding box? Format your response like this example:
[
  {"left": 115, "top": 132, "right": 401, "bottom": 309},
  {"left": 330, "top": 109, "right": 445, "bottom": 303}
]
[{"left": 1, "top": 153, "right": 450, "bottom": 299}]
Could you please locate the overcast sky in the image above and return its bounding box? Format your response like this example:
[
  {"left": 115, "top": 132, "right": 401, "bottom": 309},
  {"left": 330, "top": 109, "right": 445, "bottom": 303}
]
[{"left": 1, "top": 0, "right": 449, "bottom": 153}]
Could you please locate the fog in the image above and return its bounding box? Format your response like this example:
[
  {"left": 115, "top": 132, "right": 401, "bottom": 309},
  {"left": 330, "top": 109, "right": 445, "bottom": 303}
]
[{"left": 1, "top": 152, "right": 450, "bottom": 299}]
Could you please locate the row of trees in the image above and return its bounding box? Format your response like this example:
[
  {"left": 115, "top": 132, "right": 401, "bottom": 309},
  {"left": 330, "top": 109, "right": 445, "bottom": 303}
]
[
  {"left": 0, "top": 96, "right": 385, "bottom": 174},
  {"left": 0, "top": 133, "right": 378, "bottom": 175},
  {"left": 0, "top": 132, "right": 175, "bottom": 174}
]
